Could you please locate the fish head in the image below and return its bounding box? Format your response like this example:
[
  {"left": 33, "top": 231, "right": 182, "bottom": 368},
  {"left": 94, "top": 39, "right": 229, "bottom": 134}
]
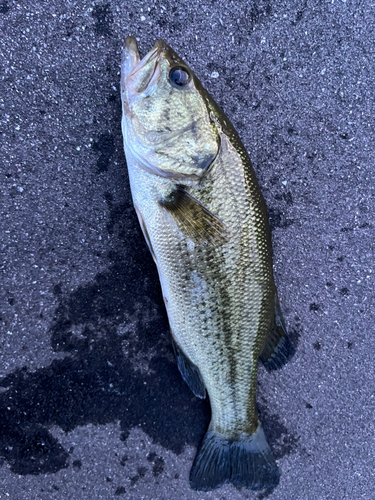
[{"left": 121, "top": 37, "right": 220, "bottom": 180}]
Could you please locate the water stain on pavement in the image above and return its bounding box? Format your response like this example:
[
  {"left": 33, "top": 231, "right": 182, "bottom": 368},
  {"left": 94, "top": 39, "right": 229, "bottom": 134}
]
[
  {"left": 0, "top": 198, "right": 298, "bottom": 476},
  {"left": 92, "top": 3, "right": 113, "bottom": 37},
  {"left": 93, "top": 132, "right": 115, "bottom": 173}
]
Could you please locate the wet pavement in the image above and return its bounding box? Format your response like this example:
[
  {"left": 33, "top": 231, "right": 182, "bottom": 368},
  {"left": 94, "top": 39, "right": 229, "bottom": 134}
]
[{"left": 1, "top": 1, "right": 374, "bottom": 499}]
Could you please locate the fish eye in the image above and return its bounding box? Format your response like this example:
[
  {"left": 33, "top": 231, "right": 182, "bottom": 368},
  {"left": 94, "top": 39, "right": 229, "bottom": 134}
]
[{"left": 169, "top": 66, "right": 191, "bottom": 87}]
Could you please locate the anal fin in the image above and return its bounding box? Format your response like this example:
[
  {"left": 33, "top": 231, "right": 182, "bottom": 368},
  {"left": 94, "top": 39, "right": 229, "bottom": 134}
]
[
  {"left": 171, "top": 335, "right": 206, "bottom": 399},
  {"left": 260, "top": 297, "right": 295, "bottom": 371}
]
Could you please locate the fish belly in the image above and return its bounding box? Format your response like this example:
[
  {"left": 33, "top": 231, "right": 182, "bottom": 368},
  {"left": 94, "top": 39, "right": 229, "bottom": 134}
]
[{"left": 127, "top": 145, "right": 274, "bottom": 437}]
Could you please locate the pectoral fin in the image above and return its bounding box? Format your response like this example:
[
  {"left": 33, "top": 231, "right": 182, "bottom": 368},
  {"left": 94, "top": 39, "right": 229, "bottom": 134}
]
[
  {"left": 170, "top": 334, "right": 206, "bottom": 399},
  {"left": 159, "top": 185, "right": 227, "bottom": 246}
]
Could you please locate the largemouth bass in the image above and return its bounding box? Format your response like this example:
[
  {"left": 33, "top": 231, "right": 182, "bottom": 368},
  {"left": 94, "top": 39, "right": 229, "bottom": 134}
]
[{"left": 120, "top": 37, "right": 291, "bottom": 491}]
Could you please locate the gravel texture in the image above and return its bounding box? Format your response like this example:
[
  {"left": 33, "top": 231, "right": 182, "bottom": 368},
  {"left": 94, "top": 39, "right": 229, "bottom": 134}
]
[{"left": 1, "top": 1, "right": 374, "bottom": 499}]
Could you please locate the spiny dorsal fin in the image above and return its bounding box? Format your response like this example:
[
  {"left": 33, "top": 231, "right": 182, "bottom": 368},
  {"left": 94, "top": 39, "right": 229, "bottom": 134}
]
[
  {"left": 170, "top": 335, "right": 206, "bottom": 399},
  {"left": 159, "top": 185, "right": 228, "bottom": 246}
]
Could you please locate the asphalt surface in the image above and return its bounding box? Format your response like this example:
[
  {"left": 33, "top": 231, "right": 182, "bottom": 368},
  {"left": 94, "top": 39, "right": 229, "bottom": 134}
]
[{"left": 1, "top": 1, "right": 374, "bottom": 499}]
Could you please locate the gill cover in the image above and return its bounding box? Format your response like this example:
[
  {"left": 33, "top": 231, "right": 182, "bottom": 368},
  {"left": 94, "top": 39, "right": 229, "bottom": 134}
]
[{"left": 121, "top": 37, "right": 220, "bottom": 179}]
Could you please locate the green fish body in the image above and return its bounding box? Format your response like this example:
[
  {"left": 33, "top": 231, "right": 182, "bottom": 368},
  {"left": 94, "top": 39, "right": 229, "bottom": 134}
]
[{"left": 121, "top": 37, "right": 290, "bottom": 491}]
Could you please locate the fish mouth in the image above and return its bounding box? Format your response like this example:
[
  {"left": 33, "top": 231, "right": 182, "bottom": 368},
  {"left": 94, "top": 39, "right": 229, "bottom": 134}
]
[{"left": 121, "top": 38, "right": 169, "bottom": 96}]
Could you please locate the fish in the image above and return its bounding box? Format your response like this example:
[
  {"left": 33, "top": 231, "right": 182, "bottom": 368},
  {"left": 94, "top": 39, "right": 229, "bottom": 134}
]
[{"left": 120, "top": 37, "right": 292, "bottom": 491}]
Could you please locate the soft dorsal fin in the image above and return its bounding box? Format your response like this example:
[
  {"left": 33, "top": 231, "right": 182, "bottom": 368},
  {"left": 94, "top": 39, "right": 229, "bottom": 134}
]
[
  {"left": 260, "top": 297, "right": 295, "bottom": 370},
  {"left": 159, "top": 185, "right": 227, "bottom": 246},
  {"left": 170, "top": 335, "right": 206, "bottom": 399}
]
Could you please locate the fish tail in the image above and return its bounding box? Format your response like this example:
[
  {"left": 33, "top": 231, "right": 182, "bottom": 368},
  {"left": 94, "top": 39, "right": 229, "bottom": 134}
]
[{"left": 189, "top": 423, "right": 279, "bottom": 491}]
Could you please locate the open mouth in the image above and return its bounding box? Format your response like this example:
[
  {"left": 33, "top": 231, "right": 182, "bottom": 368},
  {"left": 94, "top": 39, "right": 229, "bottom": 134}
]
[{"left": 121, "top": 38, "right": 168, "bottom": 95}]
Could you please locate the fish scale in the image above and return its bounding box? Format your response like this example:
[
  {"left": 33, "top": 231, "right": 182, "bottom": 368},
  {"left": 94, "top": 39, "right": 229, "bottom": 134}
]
[{"left": 121, "top": 36, "right": 290, "bottom": 491}]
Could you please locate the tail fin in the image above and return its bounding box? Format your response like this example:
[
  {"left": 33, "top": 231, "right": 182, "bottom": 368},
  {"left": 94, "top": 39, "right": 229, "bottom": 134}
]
[{"left": 189, "top": 423, "right": 279, "bottom": 491}]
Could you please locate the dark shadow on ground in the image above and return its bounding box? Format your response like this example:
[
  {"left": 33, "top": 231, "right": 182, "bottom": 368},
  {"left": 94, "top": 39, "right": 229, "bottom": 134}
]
[{"left": 0, "top": 196, "right": 298, "bottom": 476}]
